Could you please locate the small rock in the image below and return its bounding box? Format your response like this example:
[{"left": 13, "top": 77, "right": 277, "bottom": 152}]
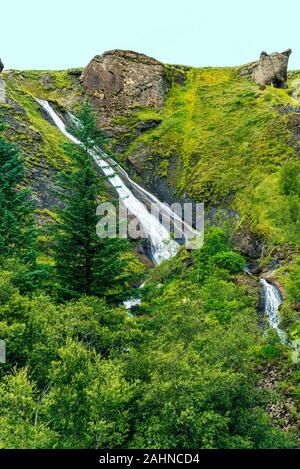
[
  {"left": 0, "top": 58, "right": 3, "bottom": 73},
  {"left": 40, "top": 73, "right": 56, "bottom": 91}
]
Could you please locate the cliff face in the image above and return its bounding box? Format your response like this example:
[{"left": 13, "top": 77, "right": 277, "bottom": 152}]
[
  {"left": 81, "top": 50, "right": 166, "bottom": 128},
  {"left": 105, "top": 63, "right": 300, "bottom": 264}
]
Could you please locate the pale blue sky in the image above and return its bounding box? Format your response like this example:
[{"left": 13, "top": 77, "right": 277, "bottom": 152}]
[{"left": 1, "top": 0, "right": 300, "bottom": 70}]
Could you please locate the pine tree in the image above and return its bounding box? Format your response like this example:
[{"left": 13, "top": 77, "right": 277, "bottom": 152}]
[
  {"left": 0, "top": 119, "right": 43, "bottom": 291},
  {"left": 53, "top": 101, "right": 135, "bottom": 300}
]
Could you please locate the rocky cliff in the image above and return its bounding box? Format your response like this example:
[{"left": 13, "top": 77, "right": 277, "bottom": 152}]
[{"left": 81, "top": 50, "right": 166, "bottom": 128}]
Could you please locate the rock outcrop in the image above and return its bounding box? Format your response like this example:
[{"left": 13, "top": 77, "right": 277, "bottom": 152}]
[
  {"left": 240, "top": 49, "right": 291, "bottom": 89},
  {"left": 0, "top": 59, "right": 3, "bottom": 73},
  {"left": 81, "top": 50, "right": 166, "bottom": 128}
]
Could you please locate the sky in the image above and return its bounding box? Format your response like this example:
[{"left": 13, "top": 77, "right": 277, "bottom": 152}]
[{"left": 1, "top": 0, "right": 300, "bottom": 70}]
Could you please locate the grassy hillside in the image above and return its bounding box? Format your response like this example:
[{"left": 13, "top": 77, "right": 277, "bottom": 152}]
[
  {"left": 4, "top": 68, "right": 83, "bottom": 109},
  {"left": 3, "top": 66, "right": 299, "bottom": 252},
  {"left": 1, "top": 64, "right": 300, "bottom": 308},
  {"left": 114, "top": 66, "right": 300, "bottom": 251},
  {"left": 0, "top": 63, "right": 300, "bottom": 448},
  {"left": 107, "top": 65, "right": 300, "bottom": 350},
  {"left": 0, "top": 69, "right": 86, "bottom": 215}
]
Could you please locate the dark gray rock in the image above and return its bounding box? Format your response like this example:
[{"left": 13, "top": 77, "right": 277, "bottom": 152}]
[
  {"left": 81, "top": 50, "right": 166, "bottom": 128},
  {"left": 232, "top": 228, "right": 263, "bottom": 260},
  {"left": 0, "top": 58, "right": 3, "bottom": 73}
]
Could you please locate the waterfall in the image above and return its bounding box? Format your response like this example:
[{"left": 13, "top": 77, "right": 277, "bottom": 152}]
[
  {"left": 92, "top": 144, "right": 202, "bottom": 251},
  {"left": 36, "top": 98, "right": 184, "bottom": 264},
  {"left": 259, "top": 279, "right": 287, "bottom": 344}
]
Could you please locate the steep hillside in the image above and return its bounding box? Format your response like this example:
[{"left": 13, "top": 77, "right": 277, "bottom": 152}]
[
  {"left": 0, "top": 69, "right": 83, "bottom": 212},
  {"left": 113, "top": 66, "right": 300, "bottom": 253},
  {"left": 5, "top": 59, "right": 298, "bottom": 255},
  {"left": 1, "top": 52, "right": 300, "bottom": 322},
  {"left": 109, "top": 63, "right": 300, "bottom": 341},
  {"left": 0, "top": 50, "right": 300, "bottom": 448}
]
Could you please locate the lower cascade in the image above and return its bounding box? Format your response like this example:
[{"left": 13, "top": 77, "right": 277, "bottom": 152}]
[{"left": 260, "top": 278, "right": 287, "bottom": 344}]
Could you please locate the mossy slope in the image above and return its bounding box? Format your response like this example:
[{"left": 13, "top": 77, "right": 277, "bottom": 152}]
[
  {"left": 116, "top": 66, "right": 300, "bottom": 251},
  {"left": 0, "top": 69, "right": 84, "bottom": 210}
]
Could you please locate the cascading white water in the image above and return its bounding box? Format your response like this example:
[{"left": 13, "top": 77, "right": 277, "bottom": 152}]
[
  {"left": 67, "top": 113, "right": 201, "bottom": 250},
  {"left": 36, "top": 98, "right": 180, "bottom": 264},
  {"left": 92, "top": 142, "right": 202, "bottom": 250},
  {"left": 260, "top": 279, "right": 287, "bottom": 343}
]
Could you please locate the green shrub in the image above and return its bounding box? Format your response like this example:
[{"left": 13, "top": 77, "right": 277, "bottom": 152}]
[{"left": 212, "top": 250, "right": 246, "bottom": 274}]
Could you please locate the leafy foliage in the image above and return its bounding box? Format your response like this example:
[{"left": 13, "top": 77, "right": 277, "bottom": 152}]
[{"left": 0, "top": 235, "right": 298, "bottom": 448}]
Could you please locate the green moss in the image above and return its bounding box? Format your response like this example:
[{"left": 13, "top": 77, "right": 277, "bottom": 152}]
[
  {"left": 35, "top": 208, "right": 60, "bottom": 222},
  {"left": 3, "top": 83, "right": 70, "bottom": 170},
  {"left": 3, "top": 68, "right": 83, "bottom": 111},
  {"left": 109, "top": 108, "right": 163, "bottom": 161},
  {"left": 164, "top": 63, "right": 190, "bottom": 87}
]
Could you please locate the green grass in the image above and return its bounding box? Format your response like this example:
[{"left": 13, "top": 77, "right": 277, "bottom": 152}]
[
  {"left": 1, "top": 68, "right": 81, "bottom": 172},
  {"left": 3, "top": 64, "right": 300, "bottom": 249},
  {"left": 110, "top": 66, "right": 300, "bottom": 340}
]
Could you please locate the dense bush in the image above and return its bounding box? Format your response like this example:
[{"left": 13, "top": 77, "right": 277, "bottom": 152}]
[{"left": 212, "top": 250, "right": 245, "bottom": 274}]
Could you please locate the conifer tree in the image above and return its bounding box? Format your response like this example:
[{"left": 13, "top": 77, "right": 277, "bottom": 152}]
[
  {"left": 53, "top": 101, "right": 134, "bottom": 300},
  {"left": 0, "top": 119, "right": 43, "bottom": 291}
]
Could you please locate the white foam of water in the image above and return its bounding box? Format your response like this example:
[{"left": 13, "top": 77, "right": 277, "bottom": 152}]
[{"left": 260, "top": 279, "right": 287, "bottom": 343}]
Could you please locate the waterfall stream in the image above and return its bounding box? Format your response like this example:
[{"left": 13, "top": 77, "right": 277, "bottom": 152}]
[
  {"left": 36, "top": 98, "right": 186, "bottom": 264},
  {"left": 259, "top": 278, "right": 287, "bottom": 344},
  {"left": 36, "top": 99, "right": 203, "bottom": 307}
]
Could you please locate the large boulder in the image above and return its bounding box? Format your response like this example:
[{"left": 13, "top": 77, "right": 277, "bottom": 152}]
[
  {"left": 81, "top": 50, "right": 166, "bottom": 128},
  {"left": 0, "top": 59, "right": 3, "bottom": 73},
  {"left": 240, "top": 49, "right": 292, "bottom": 88}
]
